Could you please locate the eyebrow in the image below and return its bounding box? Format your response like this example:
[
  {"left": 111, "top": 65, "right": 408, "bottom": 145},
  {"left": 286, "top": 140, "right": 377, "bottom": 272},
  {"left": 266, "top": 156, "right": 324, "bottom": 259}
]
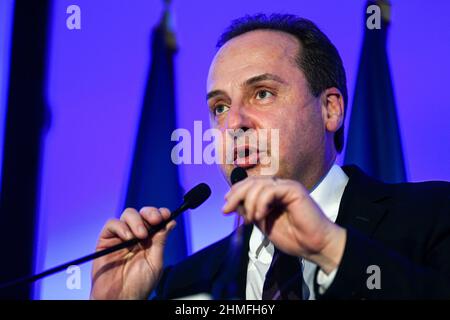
[
  {"left": 206, "top": 89, "right": 226, "bottom": 102},
  {"left": 244, "top": 73, "right": 286, "bottom": 87},
  {"left": 206, "top": 73, "right": 286, "bottom": 101}
]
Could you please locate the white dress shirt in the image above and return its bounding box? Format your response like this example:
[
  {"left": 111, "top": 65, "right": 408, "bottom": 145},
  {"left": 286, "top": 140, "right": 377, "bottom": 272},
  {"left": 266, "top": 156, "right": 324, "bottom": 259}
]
[{"left": 245, "top": 164, "right": 349, "bottom": 300}]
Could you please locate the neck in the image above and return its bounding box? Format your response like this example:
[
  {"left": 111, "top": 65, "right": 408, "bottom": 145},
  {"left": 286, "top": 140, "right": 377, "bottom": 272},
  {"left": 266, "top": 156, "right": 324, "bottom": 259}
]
[
  {"left": 303, "top": 149, "right": 336, "bottom": 192},
  {"left": 309, "top": 156, "right": 336, "bottom": 193}
]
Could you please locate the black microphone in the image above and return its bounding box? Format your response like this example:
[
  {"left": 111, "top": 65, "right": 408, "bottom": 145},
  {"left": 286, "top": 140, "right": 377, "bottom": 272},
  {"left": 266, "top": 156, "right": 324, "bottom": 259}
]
[
  {"left": 230, "top": 167, "right": 248, "bottom": 185},
  {"left": 0, "top": 183, "right": 211, "bottom": 290},
  {"left": 230, "top": 167, "right": 248, "bottom": 227}
]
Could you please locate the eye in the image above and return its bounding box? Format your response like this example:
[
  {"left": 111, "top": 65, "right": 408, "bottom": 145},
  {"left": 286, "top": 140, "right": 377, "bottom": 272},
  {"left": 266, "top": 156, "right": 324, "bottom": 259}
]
[
  {"left": 213, "top": 104, "right": 230, "bottom": 116},
  {"left": 255, "top": 90, "right": 274, "bottom": 100}
]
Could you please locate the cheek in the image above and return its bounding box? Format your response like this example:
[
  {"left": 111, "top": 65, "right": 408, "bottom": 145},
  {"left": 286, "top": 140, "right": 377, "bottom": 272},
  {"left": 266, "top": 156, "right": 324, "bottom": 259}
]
[{"left": 275, "top": 106, "right": 323, "bottom": 157}]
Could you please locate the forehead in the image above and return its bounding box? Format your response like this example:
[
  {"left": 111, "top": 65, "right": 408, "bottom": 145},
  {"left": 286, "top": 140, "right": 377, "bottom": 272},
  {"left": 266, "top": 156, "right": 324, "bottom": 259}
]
[{"left": 207, "top": 30, "right": 301, "bottom": 90}]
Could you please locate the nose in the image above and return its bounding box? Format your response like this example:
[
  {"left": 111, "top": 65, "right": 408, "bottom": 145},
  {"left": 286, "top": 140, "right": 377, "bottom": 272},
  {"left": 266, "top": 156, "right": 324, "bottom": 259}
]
[{"left": 225, "top": 104, "right": 253, "bottom": 137}]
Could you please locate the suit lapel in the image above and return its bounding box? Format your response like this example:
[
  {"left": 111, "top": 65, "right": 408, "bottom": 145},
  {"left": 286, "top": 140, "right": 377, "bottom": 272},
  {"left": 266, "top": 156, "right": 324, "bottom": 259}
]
[{"left": 336, "top": 165, "right": 391, "bottom": 237}]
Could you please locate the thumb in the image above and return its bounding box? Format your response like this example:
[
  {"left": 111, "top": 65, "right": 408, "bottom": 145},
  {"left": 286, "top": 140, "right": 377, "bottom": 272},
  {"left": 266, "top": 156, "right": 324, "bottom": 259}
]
[
  {"left": 144, "top": 220, "right": 177, "bottom": 270},
  {"left": 149, "top": 220, "right": 177, "bottom": 248}
]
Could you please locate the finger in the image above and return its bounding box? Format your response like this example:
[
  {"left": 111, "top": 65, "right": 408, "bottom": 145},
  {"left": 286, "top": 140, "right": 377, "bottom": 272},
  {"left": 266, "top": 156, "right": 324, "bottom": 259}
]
[
  {"left": 100, "top": 219, "right": 133, "bottom": 241},
  {"left": 254, "top": 183, "right": 294, "bottom": 221},
  {"left": 223, "top": 177, "right": 264, "bottom": 214},
  {"left": 151, "top": 219, "right": 177, "bottom": 247},
  {"left": 243, "top": 180, "right": 273, "bottom": 223},
  {"left": 120, "top": 208, "right": 148, "bottom": 239},
  {"left": 254, "top": 185, "right": 279, "bottom": 221},
  {"left": 158, "top": 207, "right": 172, "bottom": 220},
  {"left": 156, "top": 208, "right": 175, "bottom": 235},
  {"left": 140, "top": 207, "right": 165, "bottom": 227},
  {"left": 224, "top": 176, "right": 253, "bottom": 202},
  {"left": 224, "top": 178, "right": 247, "bottom": 198},
  {"left": 139, "top": 207, "right": 175, "bottom": 246}
]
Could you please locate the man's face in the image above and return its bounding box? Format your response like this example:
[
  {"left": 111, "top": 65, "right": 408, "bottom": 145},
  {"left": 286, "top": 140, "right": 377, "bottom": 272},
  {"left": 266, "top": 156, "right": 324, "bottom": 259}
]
[{"left": 206, "top": 30, "right": 329, "bottom": 187}]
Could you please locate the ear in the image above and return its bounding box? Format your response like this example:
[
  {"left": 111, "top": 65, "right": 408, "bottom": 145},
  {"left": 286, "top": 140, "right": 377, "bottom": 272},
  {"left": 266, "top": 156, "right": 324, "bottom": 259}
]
[{"left": 321, "top": 87, "right": 344, "bottom": 134}]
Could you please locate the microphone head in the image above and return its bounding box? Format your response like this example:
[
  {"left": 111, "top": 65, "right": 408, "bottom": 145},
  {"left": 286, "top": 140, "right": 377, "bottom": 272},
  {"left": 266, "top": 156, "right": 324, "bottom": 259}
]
[
  {"left": 183, "top": 183, "right": 211, "bottom": 209},
  {"left": 230, "top": 167, "right": 248, "bottom": 185}
]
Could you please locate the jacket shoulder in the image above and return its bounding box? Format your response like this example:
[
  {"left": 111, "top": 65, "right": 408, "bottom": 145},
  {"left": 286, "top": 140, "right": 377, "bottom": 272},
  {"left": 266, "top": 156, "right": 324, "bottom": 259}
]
[
  {"left": 343, "top": 165, "right": 450, "bottom": 206},
  {"left": 395, "top": 179, "right": 450, "bottom": 192},
  {"left": 388, "top": 180, "right": 450, "bottom": 206}
]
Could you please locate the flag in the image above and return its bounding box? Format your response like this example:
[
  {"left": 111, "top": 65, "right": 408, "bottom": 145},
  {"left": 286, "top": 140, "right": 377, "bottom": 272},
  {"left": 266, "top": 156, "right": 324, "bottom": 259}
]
[
  {"left": 344, "top": 0, "right": 406, "bottom": 183},
  {"left": 124, "top": 6, "right": 189, "bottom": 267}
]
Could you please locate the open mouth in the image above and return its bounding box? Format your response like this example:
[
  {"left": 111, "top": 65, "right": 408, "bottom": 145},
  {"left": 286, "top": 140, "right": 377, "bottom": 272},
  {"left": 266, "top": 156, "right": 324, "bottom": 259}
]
[{"left": 233, "top": 146, "right": 259, "bottom": 169}]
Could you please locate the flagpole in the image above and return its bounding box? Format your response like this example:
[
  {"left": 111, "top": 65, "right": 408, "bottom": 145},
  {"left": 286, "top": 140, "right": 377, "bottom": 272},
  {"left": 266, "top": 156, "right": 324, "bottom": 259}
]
[{"left": 160, "top": 0, "right": 177, "bottom": 51}]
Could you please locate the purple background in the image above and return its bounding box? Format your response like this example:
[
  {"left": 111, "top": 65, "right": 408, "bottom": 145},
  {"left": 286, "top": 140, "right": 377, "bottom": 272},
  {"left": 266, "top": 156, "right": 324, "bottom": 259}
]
[{"left": 0, "top": 0, "right": 449, "bottom": 299}]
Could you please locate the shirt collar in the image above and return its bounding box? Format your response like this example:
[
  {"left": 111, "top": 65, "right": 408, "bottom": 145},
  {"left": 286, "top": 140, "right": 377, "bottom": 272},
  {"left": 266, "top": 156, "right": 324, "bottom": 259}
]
[{"left": 249, "top": 164, "right": 349, "bottom": 258}]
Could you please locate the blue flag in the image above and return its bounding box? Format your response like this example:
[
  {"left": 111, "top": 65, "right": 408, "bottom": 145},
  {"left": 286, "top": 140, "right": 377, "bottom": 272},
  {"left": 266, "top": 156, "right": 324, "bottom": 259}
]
[
  {"left": 344, "top": 1, "right": 406, "bottom": 183},
  {"left": 124, "top": 13, "right": 189, "bottom": 266}
]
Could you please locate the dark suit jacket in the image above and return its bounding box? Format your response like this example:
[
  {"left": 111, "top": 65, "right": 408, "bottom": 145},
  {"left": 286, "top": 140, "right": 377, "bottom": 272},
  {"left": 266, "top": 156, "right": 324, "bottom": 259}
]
[{"left": 154, "top": 165, "right": 450, "bottom": 299}]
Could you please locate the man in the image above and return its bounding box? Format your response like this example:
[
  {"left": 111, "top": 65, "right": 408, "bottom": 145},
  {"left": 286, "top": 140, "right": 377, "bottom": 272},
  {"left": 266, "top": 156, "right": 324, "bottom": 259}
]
[{"left": 90, "top": 14, "right": 450, "bottom": 300}]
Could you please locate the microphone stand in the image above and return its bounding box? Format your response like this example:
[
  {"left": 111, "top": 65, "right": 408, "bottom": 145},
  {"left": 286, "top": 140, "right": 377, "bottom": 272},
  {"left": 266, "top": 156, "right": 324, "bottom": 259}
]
[{"left": 211, "top": 167, "right": 250, "bottom": 299}]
